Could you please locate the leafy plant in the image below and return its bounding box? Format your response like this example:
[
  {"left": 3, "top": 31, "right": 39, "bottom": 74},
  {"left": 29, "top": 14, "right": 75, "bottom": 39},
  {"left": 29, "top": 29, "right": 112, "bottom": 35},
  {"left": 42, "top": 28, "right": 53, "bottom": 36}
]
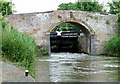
[
  {"left": 86, "top": 19, "right": 88, "bottom": 21},
  {"left": 36, "top": 46, "right": 48, "bottom": 56},
  {"left": 104, "top": 14, "right": 120, "bottom": 56},
  {"left": 104, "top": 35, "right": 120, "bottom": 56},
  {"left": 79, "top": 19, "right": 82, "bottom": 21},
  {"left": 70, "top": 12, "right": 75, "bottom": 19},
  {"left": 0, "top": 0, "right": 15, "bottom": 16},
  {"left": 87, "top": 14, "right": 93, "bottom": 18},
  {"left": 106, "top": 20, "right": 109, "bottom": 24},
  {"left": 94, "top": 16, "right": 98, "bottom": 19},
  {"left": 108, "top": 1, "right": 120, "bottom": 14},
  {"left": 57, "top": 0, "right": 105, "bottom": 13},
  {"left": 58, "top": 15, "right": 62, "bottom": 18}
]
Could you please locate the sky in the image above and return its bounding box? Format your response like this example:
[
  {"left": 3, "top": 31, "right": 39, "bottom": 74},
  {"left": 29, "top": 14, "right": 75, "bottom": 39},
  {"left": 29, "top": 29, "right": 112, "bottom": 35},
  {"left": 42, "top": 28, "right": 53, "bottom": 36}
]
[{"left": 9, "top": 0, "right": 112, "bottom": 14}]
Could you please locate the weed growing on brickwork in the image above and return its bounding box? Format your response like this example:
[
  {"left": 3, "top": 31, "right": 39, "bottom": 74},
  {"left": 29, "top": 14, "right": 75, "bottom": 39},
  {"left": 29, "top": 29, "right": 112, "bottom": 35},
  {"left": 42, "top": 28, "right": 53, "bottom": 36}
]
[
  {"left": 79, "top": 19, "right": 82, "bottom": 21},
  {"left": 94, "top": 16, "right": 98, "bottom": 19},
  {"left": 86, "top": 19, "right": 88, "bottom": 21},
  {"left": 58, "top": 15, "right": 62, "bottom": 18},
  {"left": 87, "top": 14, "right": 93, "bottom": 18},
  {"left": 70, "top": 13, "right": 75, "bottom": 19},
  {"left": 22, "top": 17, "right": 24, "bottom": 20},
  {"left": 106, "top": 20, "right": 110, "bottom": 24}
]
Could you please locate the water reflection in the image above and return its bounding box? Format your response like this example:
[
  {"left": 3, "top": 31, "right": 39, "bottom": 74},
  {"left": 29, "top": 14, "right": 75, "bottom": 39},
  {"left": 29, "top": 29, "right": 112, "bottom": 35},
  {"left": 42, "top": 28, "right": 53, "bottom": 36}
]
[{"left": 35, "top": 53, "right": 119, "bottom": 82}]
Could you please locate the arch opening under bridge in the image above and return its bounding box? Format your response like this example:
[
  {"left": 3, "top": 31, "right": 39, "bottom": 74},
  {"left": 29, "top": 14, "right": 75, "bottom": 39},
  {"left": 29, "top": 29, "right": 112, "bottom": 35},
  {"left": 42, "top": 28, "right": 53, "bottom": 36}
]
[{"left": 47, "top": 20, "right": 95, "bottom": 55}]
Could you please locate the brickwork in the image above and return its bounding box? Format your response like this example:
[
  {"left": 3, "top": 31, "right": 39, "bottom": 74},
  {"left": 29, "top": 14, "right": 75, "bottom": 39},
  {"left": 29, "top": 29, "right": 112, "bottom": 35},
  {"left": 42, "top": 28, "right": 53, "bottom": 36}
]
[{"left": 6, "top": 10, "right": 117, "bottom": 55}]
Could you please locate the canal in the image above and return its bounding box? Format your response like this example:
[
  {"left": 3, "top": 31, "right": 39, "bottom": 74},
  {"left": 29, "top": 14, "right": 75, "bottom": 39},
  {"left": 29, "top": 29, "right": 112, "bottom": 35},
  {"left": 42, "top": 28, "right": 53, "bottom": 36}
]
[{"left": 35, "top": 53, "right": 119, "bottom": 82}]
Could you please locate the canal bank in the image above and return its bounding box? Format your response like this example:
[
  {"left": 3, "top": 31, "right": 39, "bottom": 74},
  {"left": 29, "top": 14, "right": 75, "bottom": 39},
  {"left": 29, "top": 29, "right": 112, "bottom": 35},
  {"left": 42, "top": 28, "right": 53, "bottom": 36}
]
[{"left": 0, "top": 60, "right": 35, "bottom": 83}]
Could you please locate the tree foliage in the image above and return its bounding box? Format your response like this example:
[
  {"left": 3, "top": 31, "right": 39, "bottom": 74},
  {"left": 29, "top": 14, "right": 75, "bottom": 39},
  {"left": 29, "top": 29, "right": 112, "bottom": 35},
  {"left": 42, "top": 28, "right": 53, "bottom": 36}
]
[
  {"left": 57, "top": 0, "right": 105, "bottom": 13},
  {"left": 55, "top": 0, "right": 106, "bottom": 32},
  {"left": 108, "top": 0, "right": 120, "bottom": 14},
  {"left": 104, "top": 1, "right": 120, "bottom": 56},
  {"left": 0, "top": 0, "right": 15, "bottom": 16}
]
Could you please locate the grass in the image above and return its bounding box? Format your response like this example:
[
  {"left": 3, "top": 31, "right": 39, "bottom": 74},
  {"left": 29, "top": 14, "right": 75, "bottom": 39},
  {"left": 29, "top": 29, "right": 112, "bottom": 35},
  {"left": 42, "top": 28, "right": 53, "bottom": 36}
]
[
  {"left": 104, "top": 14, "right": 120, "bottom": 57},
  {"left": 36, "top": 46, "right": 48, "bottom": 56},
  {"left": 104, "top": 34, "right": 120, "bottom": 56},
  {"left": 1, "top": 16, "right": 37, "bottom": 77}
]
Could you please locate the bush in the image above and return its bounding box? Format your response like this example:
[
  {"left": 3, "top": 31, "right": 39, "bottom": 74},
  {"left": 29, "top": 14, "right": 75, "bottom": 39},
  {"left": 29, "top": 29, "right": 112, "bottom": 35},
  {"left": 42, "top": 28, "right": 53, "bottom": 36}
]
[
  {"left": 104, "top": 34, "right": 120, "bottom": 56},
  {"left": 1, "top": 17, "right": 36, "bottom": 76},
  {"left": 104, "top": 13, "right": 120, "bottom": 57},
  {"left": 36, "top": 46, "right": 48, "bottom": 56}
]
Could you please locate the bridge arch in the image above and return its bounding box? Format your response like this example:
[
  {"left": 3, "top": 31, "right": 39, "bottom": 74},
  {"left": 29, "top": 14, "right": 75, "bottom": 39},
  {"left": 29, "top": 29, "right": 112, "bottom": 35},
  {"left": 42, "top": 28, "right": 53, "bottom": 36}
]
[
  {"left": 47, "top": 19, "right": 95, "bottom": 35},
  {"left": 47, "top": 19, "right": 96, "bottom": 54}
]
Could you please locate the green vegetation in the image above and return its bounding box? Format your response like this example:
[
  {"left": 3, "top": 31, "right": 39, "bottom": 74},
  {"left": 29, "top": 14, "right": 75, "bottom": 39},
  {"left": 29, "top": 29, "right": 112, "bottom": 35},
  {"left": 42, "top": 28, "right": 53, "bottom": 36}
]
[
  {"left": 104, "top": 0, "right": 120, "bottom": 56},
  {"left": 104, "top": 34, "right": 119, "bottom": 56},
  {"left": 22, "top": 17, "right": 24, "bottom": 20},
  {"left": 104, "top": 13, "right": 120, "bottom": 56},
  {"left": 79, "top": 19, "right": 82, "bottom": 21},
  {"left": 86, "top": 19, "right": 88, "bottom": 21},
  {"left": 0, "top": 0, "right": 48, "bottom": 77},
  {"left": 58, "top": 15, "right": 62, "bottom": 18},
  {"left": 108, "top": 0, "right": 120, "bottom": 14},
  {"left": 94, "top": 16, "right": 98, "bottom": 19},
  {"left": 52, "top": 23, "right": 80, "bottom": 32},
  {"left": 0, "top": 0, "right": 16, "bottom": 16},
  {"left": 106, "top": 20, "right": 110, "bottom": 24},
  {"left": 70, "top": 12, "right": 75, "bottom": 19},
  {"left": 1, "top": 17, "right": 36, "bottom": 77},
  {"left": 0, "top": 15, "right": 2, "bottom": 56},
  {"left": 19, "top": 20, "right": 21, "bottom": 22},
  {"left": 87, "top": 14, "right": 93, "bottom": 18},
  {"left": 36, "top": 46, "right": 48, "bottom": 56},
  {"left": 57, "top": 0, "right": 106, "bottom": 13},
  {"left": 1, "top": 16, "right": 48, "bottom": 77},
  {"left": 56, "top": 0, "right": 106, "bottom": 32}
]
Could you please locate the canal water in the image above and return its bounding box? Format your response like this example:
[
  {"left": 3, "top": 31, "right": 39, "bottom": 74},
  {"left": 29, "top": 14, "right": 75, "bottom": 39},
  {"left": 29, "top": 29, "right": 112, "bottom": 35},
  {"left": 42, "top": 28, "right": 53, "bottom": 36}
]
[{"left": 35, "top": 53, "right": 119, "bottom": 82}]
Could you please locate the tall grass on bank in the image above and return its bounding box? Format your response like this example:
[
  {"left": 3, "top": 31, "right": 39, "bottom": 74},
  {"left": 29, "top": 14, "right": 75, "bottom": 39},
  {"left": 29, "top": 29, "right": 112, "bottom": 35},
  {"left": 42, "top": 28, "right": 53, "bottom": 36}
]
[
  {"left": 1, "top": 16, "right": 36, "bottom": 76},
  {"left": 104, "top": 13, "right": 120, "bottom": 56},
  {"left": 104, "top": 34, "right": 120, "bottom": 56},
  {"left": 0, "top": 15, "right": 2, "bottom": 57}
]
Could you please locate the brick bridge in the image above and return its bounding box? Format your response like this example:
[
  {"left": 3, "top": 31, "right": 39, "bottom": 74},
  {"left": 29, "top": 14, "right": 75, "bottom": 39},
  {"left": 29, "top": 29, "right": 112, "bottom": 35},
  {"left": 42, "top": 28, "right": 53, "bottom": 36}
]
[{"left": 6, "top": 10, "right": 117, "bottom": 55}]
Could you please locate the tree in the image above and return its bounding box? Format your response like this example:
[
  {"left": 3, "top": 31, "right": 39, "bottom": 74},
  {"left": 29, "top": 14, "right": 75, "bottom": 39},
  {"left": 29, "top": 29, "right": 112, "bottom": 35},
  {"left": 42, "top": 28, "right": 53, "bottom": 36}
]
[
  {"left": 108, "top": 0, "right": 120, "bottom": 14},
  {"left": 0, "top": 0, "right": 15, "bottom": 16},
  {"left": 57, "top": 0, "right": 105, "bottom": 13}
]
